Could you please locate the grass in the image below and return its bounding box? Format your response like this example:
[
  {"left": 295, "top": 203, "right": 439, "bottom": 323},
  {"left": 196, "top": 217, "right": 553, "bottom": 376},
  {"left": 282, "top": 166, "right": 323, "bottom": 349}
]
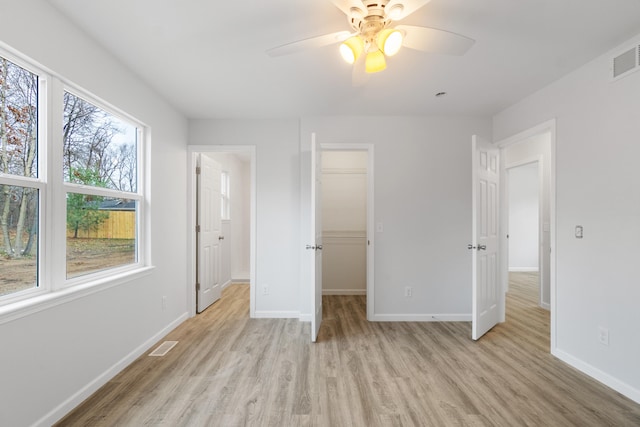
[{"left": 0, "top": 237, "right": 135, "bottom": 297}]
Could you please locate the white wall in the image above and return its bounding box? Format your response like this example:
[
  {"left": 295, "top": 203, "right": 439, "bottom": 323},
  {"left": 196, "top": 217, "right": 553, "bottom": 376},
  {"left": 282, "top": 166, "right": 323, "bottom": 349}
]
[
  {"left": 0, "top": 1, "right": 188, "bottom": 426},
  {"left": 301, "top": 116, "right": 492, "bottom": 320},
  {"left": 322, "top": 151, "right": 367, "bottom": 295},
  {"left": 508, "top": 163, "right": 539, "bottom": 271},
  {"left": 494, "top": 33, "right": 640, "bottom": 402},
  {"left": 190, "top": 116, "right": 491, "bottom": 321},
  {"left": 189, "top": 119, "right": 301, "bottom": 317}
]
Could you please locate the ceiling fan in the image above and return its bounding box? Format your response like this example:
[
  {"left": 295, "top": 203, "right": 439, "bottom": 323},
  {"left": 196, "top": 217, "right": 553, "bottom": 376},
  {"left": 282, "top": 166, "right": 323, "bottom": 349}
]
[{"left": 266, "top": 0, "right": 475, "bottom": 82}]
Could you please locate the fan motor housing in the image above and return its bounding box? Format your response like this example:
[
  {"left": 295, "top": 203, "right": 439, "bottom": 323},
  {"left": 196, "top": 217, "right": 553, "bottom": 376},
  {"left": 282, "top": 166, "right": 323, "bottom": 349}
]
[{"left": 348, "top": 0, "right": 393, "bottom": 33}]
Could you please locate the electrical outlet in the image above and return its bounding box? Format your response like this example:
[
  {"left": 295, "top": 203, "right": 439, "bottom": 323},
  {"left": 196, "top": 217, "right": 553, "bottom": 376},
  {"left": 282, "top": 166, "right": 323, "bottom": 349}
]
[
  {"left": 262, "top": 285, "right": 269, "bottom": 295},
  {"left": 405, "top": 286, "right": 412, "bottom": 297},
  {"left": 598, "top": 327, "right": 609, "bottom": 346}
]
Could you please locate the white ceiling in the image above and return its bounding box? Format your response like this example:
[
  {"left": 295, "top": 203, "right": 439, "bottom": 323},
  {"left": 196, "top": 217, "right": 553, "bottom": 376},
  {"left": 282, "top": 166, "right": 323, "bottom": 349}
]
[{"left": 47, "top": 0, "right": 640, "bottom": 119}]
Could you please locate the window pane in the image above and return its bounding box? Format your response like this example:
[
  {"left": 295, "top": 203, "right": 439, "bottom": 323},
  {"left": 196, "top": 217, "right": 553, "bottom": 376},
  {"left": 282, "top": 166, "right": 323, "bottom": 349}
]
[
  {"left": 221, "top": 171, "right": 230, "bottom": 220},
  {"left": 66, "top": 194, "right": 137, "bottom": 279},
  {"left": 63, "top": 92, "right": 137, "bottom": 192},
  {"left": 0, "top": 185, "right": 38, "bottom": 296},
  {"left": 0, "top": 56, "right": 38, "bottom": 178}
]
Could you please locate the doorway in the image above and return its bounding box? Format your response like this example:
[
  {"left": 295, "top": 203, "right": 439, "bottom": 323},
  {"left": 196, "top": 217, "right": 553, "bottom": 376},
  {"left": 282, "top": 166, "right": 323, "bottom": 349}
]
[
  {"left": 497, "top": 119, "right": 556, "bottom": 348},
  {"left": 311, "top": 143, "right": 375, "bottom": 320},
  {"left": 187, "top": 145, "right": 256, "bottom": 318},
  {"left": 320, "top": 150, "right": 368, "bottom": 297},
  {"left": 505, "top": 161, "right": 544, "bottom": 307}
]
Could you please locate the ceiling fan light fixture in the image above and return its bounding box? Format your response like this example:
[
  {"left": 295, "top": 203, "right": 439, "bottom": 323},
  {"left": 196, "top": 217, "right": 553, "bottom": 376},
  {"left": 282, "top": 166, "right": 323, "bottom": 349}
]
[
  {"left": 378, "top": 29, "right": 403, "bottom": 56},
  {"left": 365, "top": 50, "right": 386, "bottom": 73},
  {"left": 339, "top": 36, "right": 364, "bottom": 64}
]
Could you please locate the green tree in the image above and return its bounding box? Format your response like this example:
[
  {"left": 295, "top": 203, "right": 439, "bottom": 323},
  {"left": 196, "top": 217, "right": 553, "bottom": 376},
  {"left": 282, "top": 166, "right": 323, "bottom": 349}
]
[{"left": 66, "top": 168, "right": 109, "bottom": 239}]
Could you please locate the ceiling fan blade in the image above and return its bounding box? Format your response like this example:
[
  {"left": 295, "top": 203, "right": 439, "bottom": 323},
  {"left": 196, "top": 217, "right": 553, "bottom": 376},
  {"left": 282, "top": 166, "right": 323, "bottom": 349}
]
[
  {"left": 396, "top": 25, "right": 475, "bottom": 55},
  {"left": 266, "top": 31, "right": 352, "bottom": 57},
  {"left": 386, "top": 0, "right": 433, "bottom": 21},
  {"left": 328, "top": 0, "right": 368, "bottom": 16},
  {"left": 352, "top": 53, "right": 369, "bottom": 87}
]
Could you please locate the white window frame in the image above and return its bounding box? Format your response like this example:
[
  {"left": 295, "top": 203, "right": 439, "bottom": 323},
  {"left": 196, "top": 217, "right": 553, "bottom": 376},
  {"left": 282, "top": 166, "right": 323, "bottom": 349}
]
[
  {"left": 0, "top": 44, "right": 151, "bottom": 318},
  {"left": 58, "top": 86, "right": 147, "bottom": 288},
  {"left": 0, "top": 48, "right": 50, "bottom": 305},
  {"left": 221, "top": 170, "right": 230, "bottom": 220}
]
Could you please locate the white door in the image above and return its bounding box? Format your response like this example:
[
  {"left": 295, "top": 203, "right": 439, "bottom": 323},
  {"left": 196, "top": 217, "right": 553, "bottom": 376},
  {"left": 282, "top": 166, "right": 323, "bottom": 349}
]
[
  {"left": 471, "top": 135, "right": 501, "bottom": 339},
  {"left": 309, "top": 134, "right": 323, "bottom": 342},
  {"left": 197, "top": 154, "right": 223, "bottom": 313}
]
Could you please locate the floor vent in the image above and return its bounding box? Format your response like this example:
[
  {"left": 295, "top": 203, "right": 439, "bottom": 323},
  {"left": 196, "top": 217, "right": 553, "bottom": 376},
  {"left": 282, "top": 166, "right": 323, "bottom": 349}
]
[
  {"left": 149, "top": 340, "right": 178, "bottom": 357},
  {"left": 612, "top": 42, "right": 640, "bottom": 80}
]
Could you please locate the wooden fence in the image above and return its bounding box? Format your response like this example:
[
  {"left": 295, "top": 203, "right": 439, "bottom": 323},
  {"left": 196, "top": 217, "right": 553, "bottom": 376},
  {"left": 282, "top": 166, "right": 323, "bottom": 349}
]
[{"left": 67, "top": 211, "right": 136, "bottom": 239}]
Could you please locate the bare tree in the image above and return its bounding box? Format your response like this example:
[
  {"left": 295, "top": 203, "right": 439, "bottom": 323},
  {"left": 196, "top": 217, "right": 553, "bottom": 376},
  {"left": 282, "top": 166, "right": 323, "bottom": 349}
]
[
  {"left": 63, "top": 93, "right": 123, "bottom": 186},
  {"left": 1, "top": 58, "right": 12, "bottom": 253},
  {"left": 1, "top": 56, "right": 137, "bottom": 259},
  {"left": 0, "top": 57, "right": 39, "bottom": 257}
]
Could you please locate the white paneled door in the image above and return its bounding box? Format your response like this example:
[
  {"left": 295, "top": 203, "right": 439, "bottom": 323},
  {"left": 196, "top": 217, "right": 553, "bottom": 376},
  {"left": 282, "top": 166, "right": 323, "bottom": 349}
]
[
  {"left": 310, "top": 134, "right": 323, "bottom": 342},
  {"left": 197, "top": 154, "right": 222, "bottom": 313},
  {"left": 471, "top": 135, "right": 501, "bottom": 340}
]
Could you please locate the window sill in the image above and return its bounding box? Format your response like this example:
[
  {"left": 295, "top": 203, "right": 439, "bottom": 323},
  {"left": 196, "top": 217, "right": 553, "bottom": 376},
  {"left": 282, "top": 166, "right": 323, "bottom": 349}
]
[{"left": 0, "top": 266, "right": 155, "bottom": 325}]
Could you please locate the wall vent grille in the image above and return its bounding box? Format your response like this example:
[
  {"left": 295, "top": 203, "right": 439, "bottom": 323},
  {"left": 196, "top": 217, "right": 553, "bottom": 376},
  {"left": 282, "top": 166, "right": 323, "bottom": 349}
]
[{"left": 612, "top": 43, "right": 640, "bottom": 80}]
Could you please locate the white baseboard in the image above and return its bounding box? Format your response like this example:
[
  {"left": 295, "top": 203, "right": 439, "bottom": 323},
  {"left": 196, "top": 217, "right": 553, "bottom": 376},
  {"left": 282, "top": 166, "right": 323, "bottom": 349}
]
[
  {"left": 370, "top": 313, "right": 472, "bottom": 322},
  {"left": 253, "top": 310, "right": 300, "bottom": 319},
  {"left": 508, "top": 267, "right": 539, "bottom": 272},
  {"left": 299, "top": 312, "right": 470, "bottom": 322},
  {"left": 232, "top": 272, "right": 250, "bottom": 282},
  {"left": 37, "top": 312, "right": 189, "bottom": 427},
  {"left": 322, "top": 289, "right": 366, "bottom": 295},
  {"left": 553, "top": 348, "right": 640, "bottom": 404},
  {"left": 540, "top": 302, "right": 550, "bottom": 310},
  {"left": 221, "top": 279, "right": 232, "bottom": 290}
]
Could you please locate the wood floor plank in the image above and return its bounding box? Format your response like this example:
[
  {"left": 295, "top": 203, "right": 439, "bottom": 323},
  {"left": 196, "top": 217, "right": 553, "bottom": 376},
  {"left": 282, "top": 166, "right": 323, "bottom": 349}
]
[{"left": 55, "top": 277, "right": 640, "bottom": 426}]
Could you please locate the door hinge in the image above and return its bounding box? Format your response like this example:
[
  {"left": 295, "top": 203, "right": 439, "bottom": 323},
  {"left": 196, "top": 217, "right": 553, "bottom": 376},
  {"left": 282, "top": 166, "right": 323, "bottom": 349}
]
[
  {"left": 196, "top": 166, "right": 201, "bottom": 175},
  {"left": 196, "top": 282, "right": 200, "bottom": 291},
  {"left": 196, "top": 225, "right": 201, "bottom": 232}
]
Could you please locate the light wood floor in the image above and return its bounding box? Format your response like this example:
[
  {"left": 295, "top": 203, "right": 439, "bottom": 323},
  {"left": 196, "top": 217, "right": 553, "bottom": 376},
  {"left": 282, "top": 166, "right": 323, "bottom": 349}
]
[{"left": 56, "top": 273, "right": 640, "bottom": 426}]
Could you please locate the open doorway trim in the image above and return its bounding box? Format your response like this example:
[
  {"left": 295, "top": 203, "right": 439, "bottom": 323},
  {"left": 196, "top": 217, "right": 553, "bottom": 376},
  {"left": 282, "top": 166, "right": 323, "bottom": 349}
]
[
  {"left": 496, "top": 118, "right": 556, "bottom": 352},
  {"left": 321, "top": 143, "right": 375, "bottom": 321},
  {"left": 187, "top": 145, "right": 257, "bottom": 318}
]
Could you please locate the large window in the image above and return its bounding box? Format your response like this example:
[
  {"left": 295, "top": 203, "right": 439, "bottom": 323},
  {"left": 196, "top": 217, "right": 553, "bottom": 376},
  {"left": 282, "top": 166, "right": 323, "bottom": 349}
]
[
  {"left": 0, "top": 56, "right": 40, "bottom": 298},
  {"left": 0, "top": 48, "right": 147, "bottom": 306},
  {"left": 63, "top": 92, "right": 141, "bottom": 279}
]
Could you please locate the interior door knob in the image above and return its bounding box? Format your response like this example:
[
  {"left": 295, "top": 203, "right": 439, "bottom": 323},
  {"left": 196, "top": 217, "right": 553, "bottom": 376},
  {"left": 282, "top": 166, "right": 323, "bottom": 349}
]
[
  {"left": 316, "top": 245, "right": 323, "bottom": 250},
  {"left": 477, "top": 245, "right": 487, "bottom": 251},
  {"left": 306, "top": 245, "right": 316, "bottom": 250},
  {"left": 468, "top": 244, "right": 476, "bottom": 250},
  {"left": 219, "top": 236, "right": 225, "bottom": 240}
]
